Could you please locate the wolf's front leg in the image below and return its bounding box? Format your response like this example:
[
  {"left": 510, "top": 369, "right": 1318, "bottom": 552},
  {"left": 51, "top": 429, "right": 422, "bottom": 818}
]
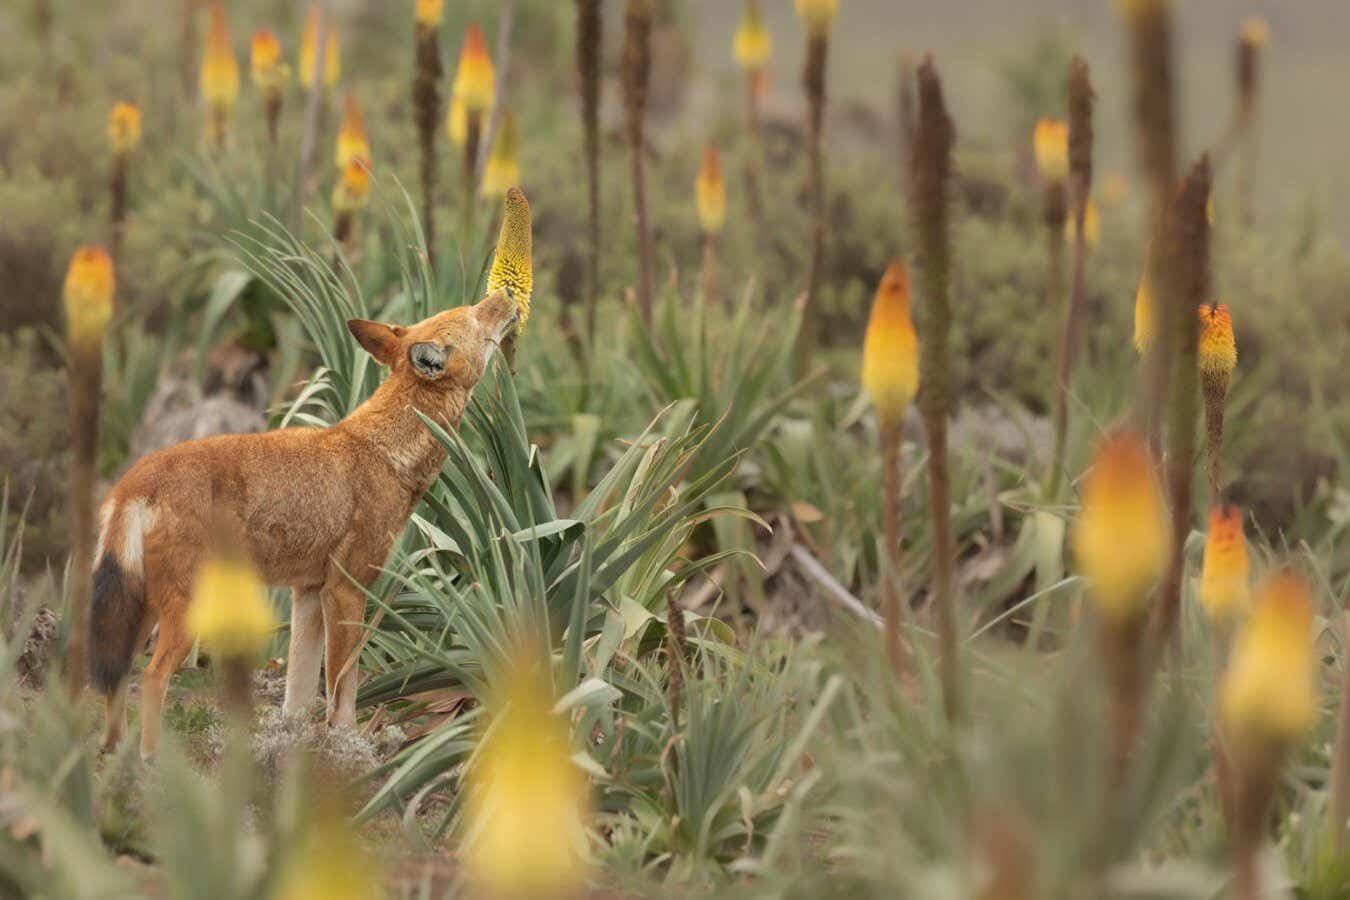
[
  {"left": 320, "top": 580, "right": 367, "bottom": 729},
  {"left": 282, "top": 588, "right": 324, "bottom": 716}
]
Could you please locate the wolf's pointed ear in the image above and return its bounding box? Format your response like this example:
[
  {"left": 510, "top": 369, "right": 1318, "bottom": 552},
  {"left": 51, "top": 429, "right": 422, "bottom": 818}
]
[{"left": 347, "top": 319, "right": 403, "bottom": 366}]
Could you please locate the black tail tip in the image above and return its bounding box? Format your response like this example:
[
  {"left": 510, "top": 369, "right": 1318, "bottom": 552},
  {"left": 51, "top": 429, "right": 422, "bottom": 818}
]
[{"left": 89, "top": 555, "right": 142, "bottom": 694}]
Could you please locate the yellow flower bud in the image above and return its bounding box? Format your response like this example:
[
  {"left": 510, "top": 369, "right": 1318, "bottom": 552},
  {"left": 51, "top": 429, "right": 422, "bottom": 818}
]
[
  {"left": 733, "top": 0, "right": 772, "bottom": 71},
  {"left": 250, "top": 29, "right": 287, "bottom": 95},
  {"left": 861, "top": 261, "right": 919, "bottom": 425},
  {"left": 335, "top": 92, "right": 370, "bottom": 171},
  {"left": 1199, "top": 505, "right": 1250, "bottom": 625},
  {"left": 187, "top": 555, "right": 277, "bottom": 660},
  {"left": 64, "top": 246, "right": 115, "bottom": 354},
  {"left": 200, "top": 3, "right": 240, "bottom": 111},
  {"left": 466, "top": 662, "right": 587, "bottom": 899},
  {"left": 452, "top": 23, "right": 495, "bottom": 114},
  {"left": 1241, "top": 16, "right": 1271, "bottom": 49},
  {"left": 1033, "top": 118, "right": 1070, "bottom": 183},
  {"left": 1220, "top": 573, "right": 1317, "bottom": 752},
  {"left": 795, "top": 0, "right": 838, "bottom": 37},
  {"left": 332, "top": 157, "right": 372, "bottom": 214},
  {"left": 299, "top": 3, "right": 341, "bottom": 90},
  {"left": 415, "top": 0, "right": 444, "bottom": 28},
  {"left": 487, "top": 187, "right": 533, "bottom": 328},
  {"left": 107, "top": 102, "right": 143, "bottom": 156},
  {"left": 1197, "top": 303, "right": 1237, "bottom": 380},
  {"left": 480, "top": 111, "right": 521, "bottom": 199},
  {"left": 695, "top": 145, "right": 726, "bottom": 236},
  {"left": 1072, "top": 430, "right": 1171, "bottom": 624},
  {"left": 1133, "top": 270, "right": 1153, "bottom": 356}
]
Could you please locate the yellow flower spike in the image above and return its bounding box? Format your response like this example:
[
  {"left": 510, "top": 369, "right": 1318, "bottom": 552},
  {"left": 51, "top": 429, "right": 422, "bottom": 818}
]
[
  {"left": 332, "top": 157, "right": 372, "bottom": 214},
  {"left": 480, "top": 111, "right": 521, "bottom": 199},
  {"left": 187, "top": 554, "right": 277, "bottom": 660},
  {"left": 695, "top": 145, "right": 727, "bottom": 236},
  {"left": 1033, "top": 118, "right": 1070, "bottom": 183},
  {"left": 299, "top": 3, "right": 341, "bottom": 90},
  {"left": 466, "top": 661, "right": 587, "bottom": 899},
  {"left": 446, "top": 91, "right": 467, "bottom": 148},
  {"left": 1072, "top": 430, "right": 1171, "bottom": 625},
  {"left": 1197, "top": 303, "right": 1237, "bottom": 380},
  {"left": 251, "top": 29, "right": 287, "bottom": 95},
  {"left": 335, "top": 92, "right": 370, "bottom": 171},
  {"left": 1220, "top": 573, "right": 1317, "bottom": 752},
  {"left": 272, "top": 800, "right": 383, "bottom": 900},
  {"left": 861, "top": 261, "right": 920, "bottom": 426},
  {"left": 1199, "top": 505, "right": 1250, "bottom": 625},
  {"left": 487, "top": 187, "right": 534, "bottom": 328},
  {"left": 794, "top": 0, "right": 838, "bottom": 36},
  {"left": 415, "top": 0, "right": 444, "bottom": 28},
  {"left": 453, "top": 23, "right": 495, "bottom": 114},
  {"left": 733, "top": 0, "right": 772, "bottom": 71},
  {"left": 200, "top": 3, "right": 240, "bottom": 111},
  {"left": 1241, "top": 16, "right": 1271, "bottom": 49},
  {"left": 1132, "top": 270, "right": 1154, "bottom": 356},
  {"left": 1065, "top": 197, "right": 1100, "bottom": 247},
  {"left": 107, "top": 102, "right": 142, "bottom": 156},
  {"left": 63, "top": 246, "right": 115, "bottom": 355}
]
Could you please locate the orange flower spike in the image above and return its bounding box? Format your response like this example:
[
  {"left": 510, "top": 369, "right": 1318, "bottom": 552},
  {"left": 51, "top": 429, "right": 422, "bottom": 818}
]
[
  {"left": 1198, "top": 303, "right": 1237, "bottom": 380},
  {"left": 251, "top": 29, "right": 287, "bottom": 94},
  {"left": 200, "top": 3, "right": 240, "bottom": 111},
  {"left": 1199, "top": 505, "right": 1250, "bottom": 625},
  {"left": 695, "top": 146, "right": 727, "bottom": 236},
  {"left": 1033, "top": 118, "right": 1070, "bottom": 183},
  {"left": 299, "top": 3, "right": 341, "bottom": 90},
  {"left": 453, "top": 23, "right": 495, "bottom": 114},
  {"left": 336, "top": 92, "right": 370, "bottom": 170},
  {"left": 1220, "top": 573, "right": 1318, "bottom": 751},
  {"left": 107, "top": 102, "right": 143, "bottom": 156},
  {"left": 64, "top": 246, "right": 116, "bottom": 354},
  {"left": 861, "top": 261, "right": 920, "bottom": 426},
  {"left": 1072, "top": 430, "right": 1171, "bottom": 624}
]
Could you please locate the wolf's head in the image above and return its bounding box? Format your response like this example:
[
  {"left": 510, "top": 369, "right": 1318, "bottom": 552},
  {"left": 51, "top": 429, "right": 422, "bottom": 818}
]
[{"left": 346, "top": 290, "right": 519, "bottom": 395}]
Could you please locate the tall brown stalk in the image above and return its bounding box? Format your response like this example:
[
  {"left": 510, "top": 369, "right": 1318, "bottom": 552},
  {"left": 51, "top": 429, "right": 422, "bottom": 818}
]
[
  {"left": 576, "top": 0, "right": 602, "bottom": 348},
  {"left": 794, "top": 29, "right": 830, "bottom": 376},
  {"left": 1234, "top": 26, "right": 1262, "bottom": 226},
  {"left": 895, "top": 52, "right": 916, "bottom": 194},
  {"left": 666, "top": 590, "right": 687, "bottom": 733},
  {"left": 910, "top": 57, "right": 960, "bottom": 722},
  {"left": 412, "top": 11, "right": 443, "bottom": 259},
  {"left": 1048, "top": 58, "right": 1095, "bottom": 496},
  {"left": 621, "top": 0, "right": 654, "bottom": 326}
]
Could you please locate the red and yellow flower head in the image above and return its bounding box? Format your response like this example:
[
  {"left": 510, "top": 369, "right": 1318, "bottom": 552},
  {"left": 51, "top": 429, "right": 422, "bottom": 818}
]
[
  {"left": 1220, "top": 572, "right": 1317, "bottom": 753},
  {"left": 107, "top": 102, "right": 143, "bottom": 156},
  {"left": 64, "top": 246, "right": 115, "bottom": 354},
  {"left": 251, "top": 29, "right": 288, "bottom": 95},
  {"left": 695, "top": 145, "right": 727, "bottom": 236},
  {"left": 861, "top": 261, "right": 920, "bottom": 426},
  {"left": 200, "top": 3, "right": 240, "bottom": 110},
  {"left": 1033, "top": 118, "right": 1070, "bottom": 183},
  {"left": 1197, "top": 303, "right": 1237, "bottom": 380},
  {"left": 733, "top": 0, "right": 772, "bottom": 71},
  {"left": 332, "top": 156, "right": 372, "bottom": 214},
  {"left": 1072, "top": 430, "right": 1171, "bottom": 624},
  {"left": 336, "top": 92, "right": 370, "bottom": 171},
  {"left": 299, "top": 3, "right": 341, "bottom": 90},
  {"left": 453, "top": 23, "right": 495, "bottom": 115},
  {"left": 1199, "top": 505, "right": 1250, "bottom": 625}
]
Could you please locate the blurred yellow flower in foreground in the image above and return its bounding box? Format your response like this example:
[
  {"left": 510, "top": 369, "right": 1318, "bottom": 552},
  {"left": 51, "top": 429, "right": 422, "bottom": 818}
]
[
  {"left": 446, "top": 92, "right": 467, "bottom": 147},
  {"left": 1199, "top": 505, "right": 1250, "bottom": 625},
  {"left": 64, "top": 246, "right": 115, "bottom": 353},
  {"left": 332, "top": 157, "right": 372, "bottom": 214},
  {"left": 487, "top": 187, "right": 533, "bottom": 328},
  {"left": 1132, "top": 271, "right": 1153, "bottom": 356},
  {"left": 1073, "top": 430, "right": 1170, "bottom": 624},
  {"left": 481, "top": 112, "right": 521, "bottom": 199},
  {"left": 107, "top": 102, "right": 142, "bottom": 156},
  {"left": 466, "top": 663, "right": 587, "bottom": 899},
  {"left": 272, "top": 806, "right": 383, "bottom": 900},
  {"left": 1197, "top": 303, "right": 1236, "bottom": 380},
  {"left": 416, "top": 0, "right": 444, "bottom": 28},
  {"left": 1033, "top": 118, "right": 1069, "bottom": 183},
  {"left": 1220, "top": 573, "right": 1317, "bottom": 752},
  {"left": 299, "top": 3, "right": 341, "bottom": 90},
  {"left": 251, "top": 30, "right": 287, "bottom": 95},
  {"left": 453, "top": 23, "right": 495, "bottom": 114},
  {"left": 795, "top": 0, "right": 838, "bottom": 36},
  {"left": 200, "top": 3, "right": 240, "bottom": 110},
  {"left": 861, "top": 260, "right": 919, "bottom": 426},
  {"left": 733, "top": 0, "right": 772, "bottom": 71},
  {"left": 336, "top": 92, "right": 370, "bottom": 171},
  {"left": 188, "top": 555, "right": 276, "bottom": 660},
  {"left": 695, "top": 145, "right": 727, "bottom": 236}
]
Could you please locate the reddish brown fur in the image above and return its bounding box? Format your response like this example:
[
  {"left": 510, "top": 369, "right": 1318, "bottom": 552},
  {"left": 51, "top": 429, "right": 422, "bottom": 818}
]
[{"left": 92, "top": 292, "right": 518, "bottom": 758}]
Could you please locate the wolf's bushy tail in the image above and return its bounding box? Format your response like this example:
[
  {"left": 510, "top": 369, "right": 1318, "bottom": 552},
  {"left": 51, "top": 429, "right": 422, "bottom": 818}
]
[{"left": 88, "top": 508, "right": 146, "bottom": 694}]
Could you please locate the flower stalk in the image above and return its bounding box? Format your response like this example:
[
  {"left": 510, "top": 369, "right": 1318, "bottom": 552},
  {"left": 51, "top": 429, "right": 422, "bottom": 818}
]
[
  {"left": 1234, "top": 18, "right": 1268, "bottom": 226},
  {"left": 621, "top": 0, "right": 654, "bottom": 326},
  {"left": 453, "top": 23, "right": 495, "bottom": 235},
  {"left": 250, "top": 30, "right": 287, "bottom": 147},
  {"left": 1034, "top": 117, "right": 1069, "bottom": 490},
  {"left": 412, "top": 0, "right": 444, "bottom": 259},
  {"left": 733, "top": 0, "right": 771, "bottom": 232},
  {"left": 200, "top": 2, "right": 239, "bottom": 151},
  {"left": 575, "top": 0, "right": 603, "bottom": 349},
  {"left": 793, "top": 1, "right": 835, "bottom": 376},
  {"left": 696, "top": 145, "right": 726, "bottom": 307},
  {"left": 910, "top": 56, "right": 960, "bottom": 721},
  {"left": 107, "top": 102, "right": 142, "bottom": 262}
]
